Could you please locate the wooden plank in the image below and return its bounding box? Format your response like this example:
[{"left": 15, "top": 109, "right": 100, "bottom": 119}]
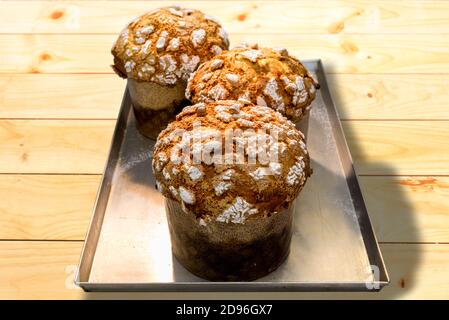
[
  {"left": 359, "top": 176, "right": 449, "bottom": 243},
  {"left": 0, "top": 0, "right": 446, "bottom": 302},
  {"left": 0, "top": 120, "right": 114, "bottom": 174},
  {"left": 0, "top": 241, "right": 85, "bottom": 299},
  {"left": 0, "top": 74, "right": 125, "bottom": 119},
  {"left": 0, "top": 174, "right": 100, "bottom": 240},
  {"left": 343, "top": 121, "right": 449, "bottom": 175},
  {"left": 2, "top": 74, "right": 448, "bottom": 120},
  {"left": 1, "top": 175, "right": 447, "bottom": 242},
  {"left": 1, "top": 34, "right": 449, "bottom": 74},
  {"left": 328, "top": 74, "right": 449, "bottom": 120},
  {"left": 1, "top": 119, "right": 448, "bottom": 175},
  {"left": 0, "top": 242, "right": 448, "bottom": 299},
  {"left": 1, "top": 1, "right": 449, "bottom": 34}
]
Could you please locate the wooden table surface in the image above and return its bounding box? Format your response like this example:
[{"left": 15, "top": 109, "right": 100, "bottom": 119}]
[{"left": 1, "top": 0, "right": 449, "bottom": 299}]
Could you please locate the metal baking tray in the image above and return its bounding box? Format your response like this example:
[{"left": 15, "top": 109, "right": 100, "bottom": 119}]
[{"left": 75, "top": 60, "right": 389, "bottom": 292}]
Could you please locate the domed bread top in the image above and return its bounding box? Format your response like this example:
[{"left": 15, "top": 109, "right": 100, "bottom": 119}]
[
  {"left": 152, "top": 100, "right": 311, "bottom": 225},
  {"left": 111, "top": 6, "right": 229, "bottom": 86},
  {"left": 185, "top": 44, "right": 320, "bottom": 122}
]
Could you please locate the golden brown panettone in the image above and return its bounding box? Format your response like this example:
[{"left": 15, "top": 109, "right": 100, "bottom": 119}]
[
  {"left": 111, "top": 6, "right": 229, "bottom": 86},
  {"left": 185, "top": 44, "right": 319, "bottom": 122},
  {"left": 152, "top": 99, "right": 311, "bottom": 224}
]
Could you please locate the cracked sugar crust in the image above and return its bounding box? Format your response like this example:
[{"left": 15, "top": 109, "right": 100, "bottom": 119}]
[
  {"left": 152, "top": 100, "right": 311, "bottom": 224},
  {"left": 111, "top": 6, "right": 229, "bottom": 86},
  {"left": 186, "top": 45, "right": 320, "bottom": 122}
]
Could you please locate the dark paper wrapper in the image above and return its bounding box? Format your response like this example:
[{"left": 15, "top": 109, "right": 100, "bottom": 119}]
[
  {"left": 128, "top": 79, "right": 188, "bottom": 140},
  {"left": 164, "top": 198, "right": 295, "bottom": 281}
]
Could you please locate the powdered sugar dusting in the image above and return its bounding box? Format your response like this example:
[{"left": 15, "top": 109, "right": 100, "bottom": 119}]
[
  {"left": 201, "top": 72, "right": 213, "bottom": 82},
  {"left": 191, "top": 29, "right": 206, "bottom": 48},
  {"left": 237, "top": 118, "right": 255, "bottom": 128},
  {"left": 140, "top": 40, "right": 152, "bottom": 56},
  {"left": 167, "top": 37, "right": 180, "bottom": 51},
  {"left": 162, "top": 167, "right": 171, "bottom": 180},
  {"left": 214, "top": 182, "right": 232, "bottom": 196},
  {"left": 179, "top": 186, "right": 195, "bottom": 204},
  {"left": 221, "top": 169, "right": 235, "bottom": 180},
  {"left": 269, "top": 162, "right": 282, "bottom": 175},
  {"left": 186, "top": 166, "right": 203, "bottom": 181},
  {"left": 287, "top": 156, "right": 306, "bottom": 186},
  {"left": 168, "top": 7, "right": 184, "bottom": 17},
  {"left": 295, "top": 76, "right": 305, "bottom": 90},
  {"left": 159, "top": 54, "right": 177, "bottom": 73},
  {"left": 211, "top": 45, "right": 223, "bottom": 56},
  {"left": 249, "top": 167, "right": 271, "bottom": 181},
  {"left": 264, "top": 78, "right": 285, "bottom": 112},
  {"left": 299, "top": 140, "right": 308, "bottom": 154},
  {"left": 216, "top": 197, "right": 258, "bottom": 224},
  {"left": 141, "top": 63, "right": 155, "bottom": 74},
  {"left": 124, "top": 61, "right": 135, "bottom": 73},
  {"left": 225, "top": 73, "right": 239, "bottom": 86},
  {"left": 156, "top": 180, "right": 164, "bottom": 192},
  {"left": 134, "top": 37, "right": 145, "bottom": 44},
  {"left": 219, "top": 28, "right": 229, "bottom": 45},
  {"left": 156, "top": 30, "right": 168, "bottom": 51},
  {"left": 180, "top": 54, "right": 200, "bottom": 80},
  {"left": 256, "top": 96, "right": 267, "bottom": 107},
  {"left": 292, "top": 76, "right": 308, "bottom": 105},
  {"left": 210, "top": 59, "right": 224, "bottom": 70},
  {"left": 138, "top": 25, "right": 154, "bottom": 36},
  {"left": 208, "top": 84, "right": 228, "bottom": 100},
  {"left": 169, "top": 186, "right": 178, "bottom": 197},
  {"left": 240, "top": 49, "right": 262, "bottom": 62}
]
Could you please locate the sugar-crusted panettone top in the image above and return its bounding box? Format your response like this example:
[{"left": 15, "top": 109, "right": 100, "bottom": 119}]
[
  {"left": 111, "top": 6, "right": 229, "bottom": 86},
  {"left": 185, "top": 44, "right": 320, "bottom": 122},
  {"left": 152, "top": 100, "right": 311, "bottom": 225}
]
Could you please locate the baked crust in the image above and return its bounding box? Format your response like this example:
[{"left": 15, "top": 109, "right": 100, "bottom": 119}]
[
  {"left": 152, "top": 100, "right": 312, "bottom": 224},
  {"left": 185, "top": 44, "right": 320, "bottom": 121},
  {"left": 111, "top": 6, "right": 229, "bottom": 86}
]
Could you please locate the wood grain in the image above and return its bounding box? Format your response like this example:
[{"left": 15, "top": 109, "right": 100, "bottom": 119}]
[
  {"left": 0, "top": 241, "right": 84, "bottom": 299},
  {"left": 1, "top": 242, "right": 448, "bottom": 299},
  {"left": 328, "top": 74, "right": 449, "bottom": 120},
  {"left": 0, "top": 174, "right": 100, "bottom": 240},
  {"left": 1, "top": 34, "right": 449, "bottom": 74},
  {"left": 0, "top": 120, "right": 114, "bottom": 174},
  {"left": 2, "top": 1, "right": 449, "bottom": 34},
  {"left": 1, "top": 0, "right": 448, "bottom": 300},
  {"left": 0, "top": 74, "right": 124, "bottom": 119},
  {"left": 2, "top": 74, "right": 448, "bottom": 120},
  {"left": 1, "top": 175, "right": 448, "bottom": 242},
  {"left": 343, "top": 121, "right": 449, "bottom": 175},
  {"left": 360, "top": 176, "right": 449, "bottom": 243},
  {"left": 1, "top": 120, "right": 447, "bottom": 175}
]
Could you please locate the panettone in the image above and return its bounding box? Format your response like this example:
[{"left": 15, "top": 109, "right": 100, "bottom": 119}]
[
  {"left": 152, "top": 100, "right": 311, "bottom": 281},
  {"left": 110, "top": 6, "right": 230, "bottom": 139},
  {"left": 185, "top": 44, "right": 319, "bottom": 122},
  {"left": 152, "top": 99, "right": 311, "bottom": 221},
  {"left": 111, "top": 6, "right": 229, "bottom": 85}
]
